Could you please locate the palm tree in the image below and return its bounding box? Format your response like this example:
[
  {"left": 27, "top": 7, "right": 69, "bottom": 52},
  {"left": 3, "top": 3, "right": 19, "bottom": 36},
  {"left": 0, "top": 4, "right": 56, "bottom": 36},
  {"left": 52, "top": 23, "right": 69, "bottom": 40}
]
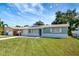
[{"left": 0, "top": 18, "right": 8, "bottom": 35}]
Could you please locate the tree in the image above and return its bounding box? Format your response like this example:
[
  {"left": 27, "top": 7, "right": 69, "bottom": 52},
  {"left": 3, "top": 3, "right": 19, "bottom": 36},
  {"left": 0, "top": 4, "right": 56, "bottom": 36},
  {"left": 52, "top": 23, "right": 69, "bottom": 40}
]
[
  {"left": 65, "top": 9, "right": 77, "bottom": 35},
  {"left": 74, "top": 17, "right": 79, "bottom": 29},
  {"left": 24, "top": 25, "right": 29, "bottom": 27},
  {"left": 16, "top": 25, "right": 21, "bottom": 27},
  {"left": 51, "top": 9, "right": 79, "bottom": 36},
  {"left": 0, "top": 18, "right": 8, "bottom": 35},
  {"left": 52, "top": 11, "right": 67, "bottom": 24},
  {"left": 33, "top": 20, "right": 44, "bottom": 26}
]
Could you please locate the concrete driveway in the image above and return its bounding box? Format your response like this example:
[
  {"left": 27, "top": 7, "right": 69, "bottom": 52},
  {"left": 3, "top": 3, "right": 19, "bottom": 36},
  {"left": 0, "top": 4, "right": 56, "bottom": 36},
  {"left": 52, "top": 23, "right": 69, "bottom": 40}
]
[{"left": 0, "top": 36, "right": 18, "bottom": 40}]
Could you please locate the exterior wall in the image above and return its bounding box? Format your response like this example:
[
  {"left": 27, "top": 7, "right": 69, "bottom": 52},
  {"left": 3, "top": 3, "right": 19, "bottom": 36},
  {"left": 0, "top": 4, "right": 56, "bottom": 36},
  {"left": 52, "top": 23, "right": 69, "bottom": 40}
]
[
  {"left": 7, "top": 31, "right": 13, "bottom": 36},
  {"left": 21, "top": 29, "right": 28, "bottom": 36},
  {"left": 5, "top": 30, "right": 13, "bottom": 36},
  {"left": 41, "top": 34, "right": 68, "bottom": 38},
  {"left": 27, "top": 33, "right": 39, "bottom": 37},
  {"left": 41, "top": 27, "right": 68, "bottom": 38},
  {"left": 4, "top": 27, "right": 13, "bottom": 36}
]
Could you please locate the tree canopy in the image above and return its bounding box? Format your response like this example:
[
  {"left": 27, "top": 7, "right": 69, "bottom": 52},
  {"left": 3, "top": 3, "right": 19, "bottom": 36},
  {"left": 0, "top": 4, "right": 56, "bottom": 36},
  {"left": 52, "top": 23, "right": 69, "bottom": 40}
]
[
  {"left": 33, "top": 20, "right": 44, "bottom": 26},
  {"left": 24, "top": 25, "right": 29, "bottom": 27},
  {"left": 16, "top": 25, "right": 21, "bottom": 27}
]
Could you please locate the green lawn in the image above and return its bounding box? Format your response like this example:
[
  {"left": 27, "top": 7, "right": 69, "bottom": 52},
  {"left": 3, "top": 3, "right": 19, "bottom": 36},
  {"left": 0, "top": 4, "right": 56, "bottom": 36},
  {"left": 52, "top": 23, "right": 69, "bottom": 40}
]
[{"left": 0, "top": 37, "right": 79, "bottom": 56}]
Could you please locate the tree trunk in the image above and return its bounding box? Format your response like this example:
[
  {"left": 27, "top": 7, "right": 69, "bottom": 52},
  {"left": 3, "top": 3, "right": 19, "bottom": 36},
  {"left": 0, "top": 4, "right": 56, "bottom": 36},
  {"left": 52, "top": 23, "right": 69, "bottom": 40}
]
[{"left": 68, "top": 27, "right": 72, "bottom": 36}]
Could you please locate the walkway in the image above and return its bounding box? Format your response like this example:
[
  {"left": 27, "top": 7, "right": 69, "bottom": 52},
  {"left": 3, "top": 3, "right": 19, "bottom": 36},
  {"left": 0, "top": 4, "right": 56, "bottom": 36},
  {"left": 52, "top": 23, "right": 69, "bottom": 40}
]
[
  {"left": 0, "top": 36, "right": 40, "bottom": 40},
  {"left": 0, "top": 36, "right": 18, "bottom": 40}
]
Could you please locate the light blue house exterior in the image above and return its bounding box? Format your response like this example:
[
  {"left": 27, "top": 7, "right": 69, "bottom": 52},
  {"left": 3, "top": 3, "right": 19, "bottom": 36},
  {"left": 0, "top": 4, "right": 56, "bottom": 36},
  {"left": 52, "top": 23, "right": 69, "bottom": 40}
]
[{"left": 25, "top": 24, "right": 69, "bottom": 38}]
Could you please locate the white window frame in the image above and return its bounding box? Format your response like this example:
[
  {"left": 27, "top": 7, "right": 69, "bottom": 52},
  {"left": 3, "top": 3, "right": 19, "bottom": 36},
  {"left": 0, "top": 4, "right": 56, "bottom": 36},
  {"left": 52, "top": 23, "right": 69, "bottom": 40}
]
[{"left": 52, "top": 27, "right": 62, "bottom": 33}]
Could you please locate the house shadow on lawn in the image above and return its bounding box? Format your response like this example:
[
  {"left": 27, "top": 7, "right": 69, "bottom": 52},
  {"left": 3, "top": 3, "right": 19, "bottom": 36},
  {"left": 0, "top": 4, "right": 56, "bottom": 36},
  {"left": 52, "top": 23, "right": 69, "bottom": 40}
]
[
  {"left": 71, "top": 36, "right": 79, "bottom": 40},
  {"left": 76, "top": 38, "right": 79, "bottom": 40}
]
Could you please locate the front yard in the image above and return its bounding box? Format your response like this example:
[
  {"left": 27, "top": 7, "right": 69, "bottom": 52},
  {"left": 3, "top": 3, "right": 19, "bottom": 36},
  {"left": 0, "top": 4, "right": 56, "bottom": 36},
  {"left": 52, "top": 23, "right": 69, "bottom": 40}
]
[{"left": 0, "top": 37, "right": 79, "bottom": 56}]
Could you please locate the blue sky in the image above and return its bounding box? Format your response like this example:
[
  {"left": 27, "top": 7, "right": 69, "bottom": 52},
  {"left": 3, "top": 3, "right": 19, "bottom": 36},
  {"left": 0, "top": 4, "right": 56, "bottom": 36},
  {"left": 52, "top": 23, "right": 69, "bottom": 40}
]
[{"left": 0, "top": 3, "right": 79, "bottom": 26}]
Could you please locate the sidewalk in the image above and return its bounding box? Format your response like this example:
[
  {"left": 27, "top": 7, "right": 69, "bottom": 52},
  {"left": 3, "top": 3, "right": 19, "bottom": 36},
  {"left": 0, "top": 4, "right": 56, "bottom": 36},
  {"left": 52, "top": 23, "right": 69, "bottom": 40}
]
[{"left": 0, "top": 36, "right": 18, "bottom": 40}]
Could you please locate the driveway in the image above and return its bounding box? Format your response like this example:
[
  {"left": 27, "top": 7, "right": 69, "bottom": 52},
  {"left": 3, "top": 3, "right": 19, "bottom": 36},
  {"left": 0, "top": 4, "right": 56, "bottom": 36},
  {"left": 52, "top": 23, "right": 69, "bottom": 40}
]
[
  {"left": 0, "top": 36, "right": 18, "bottom": 40},
  {"left": 0, "top": 36, "right": 41, "bottom": 40}
]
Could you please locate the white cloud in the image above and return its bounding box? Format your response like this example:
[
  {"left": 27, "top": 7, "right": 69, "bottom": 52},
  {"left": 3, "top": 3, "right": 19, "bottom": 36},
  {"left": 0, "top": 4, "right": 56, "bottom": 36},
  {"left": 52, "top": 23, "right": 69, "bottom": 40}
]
[
  {"left": 40, "top": 14, "right": 56, "bottom": 24},
  {"left": 1, "top": 11, "right": 33, "bottom": 26},
  {"left": 31, "top": 3, "right": 44, "bottom": 11},
  {"left": 38, "top": 4, "right": 44, "bottom": 11},
  {"left": 14, "top": 3, "right": 44, "bottom": 16},
  {"left": 14, "top": 3, "right": 53, "bottom": 23},
  {"left": 2, "top": 3, "right": 55, "bottom": 26},
  {"left": 31, "top": 3, "right": 38, "bottom": 7},
  {"left": 14, "top": 4, "right": 25, "bottom": 13}
]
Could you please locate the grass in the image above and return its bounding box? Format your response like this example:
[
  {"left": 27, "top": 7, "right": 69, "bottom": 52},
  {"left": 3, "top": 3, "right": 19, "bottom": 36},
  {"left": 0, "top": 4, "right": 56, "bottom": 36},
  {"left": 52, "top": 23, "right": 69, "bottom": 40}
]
[{"left": 0, "top": 37, "right": 79, "bottom": 56}]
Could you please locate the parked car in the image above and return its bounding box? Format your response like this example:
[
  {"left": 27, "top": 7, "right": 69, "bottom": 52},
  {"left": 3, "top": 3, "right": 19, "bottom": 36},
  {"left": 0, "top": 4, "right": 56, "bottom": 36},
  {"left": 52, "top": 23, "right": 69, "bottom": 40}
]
[{"left": 72, "top": 28, "right": 79, "bottom": 37}]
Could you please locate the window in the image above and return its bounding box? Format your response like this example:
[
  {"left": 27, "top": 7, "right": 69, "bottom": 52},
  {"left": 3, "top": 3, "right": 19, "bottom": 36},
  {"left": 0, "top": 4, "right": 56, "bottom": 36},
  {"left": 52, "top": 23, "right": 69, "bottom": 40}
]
[
  {"left": 52, "top": 28, "right": 62, "bottom": 33},
  {"left": 43, "top": 28, "right": 51, "bottom": 33},
  {"left": 28, "top": 29, "right": 38, "bottom": 33},
  {"left": 28, "top": 29, "right": 31, "bottom": 33}
]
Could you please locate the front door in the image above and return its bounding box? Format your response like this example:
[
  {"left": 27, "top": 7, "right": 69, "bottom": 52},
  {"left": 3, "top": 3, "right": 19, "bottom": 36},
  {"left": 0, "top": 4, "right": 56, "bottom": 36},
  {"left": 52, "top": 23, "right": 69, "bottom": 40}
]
[{"left": 39, "top": 29, "right": 42, "bottom": 36}]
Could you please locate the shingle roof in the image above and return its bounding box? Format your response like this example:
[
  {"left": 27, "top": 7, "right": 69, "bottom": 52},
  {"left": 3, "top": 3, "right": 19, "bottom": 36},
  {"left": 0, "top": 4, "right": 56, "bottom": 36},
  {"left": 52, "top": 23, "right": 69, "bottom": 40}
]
[{"left": 28, "top": 24, "right": 69, "bottom": 29}]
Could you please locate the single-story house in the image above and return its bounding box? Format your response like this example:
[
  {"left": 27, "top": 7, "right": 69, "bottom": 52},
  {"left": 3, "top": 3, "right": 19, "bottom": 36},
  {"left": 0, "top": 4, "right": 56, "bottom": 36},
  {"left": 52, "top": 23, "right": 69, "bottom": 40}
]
[{"left": 4, "top": 24, "right": 69, "bottom": 38}]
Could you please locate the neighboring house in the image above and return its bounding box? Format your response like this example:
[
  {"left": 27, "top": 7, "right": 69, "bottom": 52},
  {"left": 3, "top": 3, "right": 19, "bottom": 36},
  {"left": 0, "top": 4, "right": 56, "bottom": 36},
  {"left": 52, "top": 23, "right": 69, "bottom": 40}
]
[
  {"left": 72, "top": 27, "right": 79, "bottom": 37},
  {"left": 4, "top": 24, "right": 69, "bottom": 38}
]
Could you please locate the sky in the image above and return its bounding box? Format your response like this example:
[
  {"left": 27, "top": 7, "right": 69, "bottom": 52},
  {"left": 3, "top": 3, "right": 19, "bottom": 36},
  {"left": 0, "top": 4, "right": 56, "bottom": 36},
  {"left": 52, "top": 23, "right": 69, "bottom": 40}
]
[{"left": 0, "top": 3, "right": 79, "bottom": 26}]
